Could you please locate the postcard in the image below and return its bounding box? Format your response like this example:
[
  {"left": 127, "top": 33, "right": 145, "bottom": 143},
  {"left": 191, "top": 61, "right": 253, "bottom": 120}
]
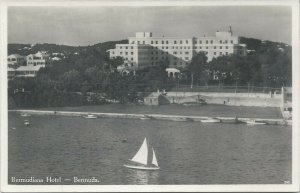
[{"left": 0, "top": 0, "right": 299, "bottom": 192}]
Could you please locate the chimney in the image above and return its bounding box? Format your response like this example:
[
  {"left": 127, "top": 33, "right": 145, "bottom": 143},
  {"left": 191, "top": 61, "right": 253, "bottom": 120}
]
[{"left": 229, "top": 26, "right": 232, "bottom": 34}]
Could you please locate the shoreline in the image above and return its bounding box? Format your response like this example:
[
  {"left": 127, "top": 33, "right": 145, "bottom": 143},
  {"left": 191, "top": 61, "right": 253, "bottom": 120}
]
[{"left": 9, "top": 109, "right": 291, "bottom": 126}]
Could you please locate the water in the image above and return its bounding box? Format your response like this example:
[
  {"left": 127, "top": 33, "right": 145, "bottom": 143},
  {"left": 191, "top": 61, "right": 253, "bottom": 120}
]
[{"left": 8, "top": 112, "right": 291, "bottom": 184}]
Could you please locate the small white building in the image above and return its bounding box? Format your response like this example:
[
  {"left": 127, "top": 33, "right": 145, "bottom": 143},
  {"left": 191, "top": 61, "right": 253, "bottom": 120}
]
[
  {"left": 7, "top": 54, "right": 26, "bottom": 67},
  {"left": 52, "top": 57, "right": 61, "bottom": 61},
  {"left": 26, "top": 51, "right": 50, "bottom": 67},
  {"left": 166, "top": 68, "right": 180, "bottom": 78},
  {"left": 15, "top": 65, "right": 43, "bottom": 78}
]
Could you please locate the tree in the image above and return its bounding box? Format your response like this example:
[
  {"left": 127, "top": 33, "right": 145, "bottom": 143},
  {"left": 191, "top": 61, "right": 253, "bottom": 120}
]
[
  {"left": 109, "top": 56, "right": 124, "bottom": 72},
  {"left": 186, "top": 52, "right": 208, "bottom": 88}
]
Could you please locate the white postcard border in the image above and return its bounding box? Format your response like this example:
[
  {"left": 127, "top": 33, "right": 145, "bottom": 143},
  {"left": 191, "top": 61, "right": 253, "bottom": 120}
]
[{"left": 1, "top": 0, "right": 299, "bottom": 192}]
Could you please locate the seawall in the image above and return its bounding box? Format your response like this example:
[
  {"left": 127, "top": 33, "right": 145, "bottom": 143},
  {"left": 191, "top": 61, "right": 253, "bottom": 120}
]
[{"left": 10, "top": 109, "right": 291, "bottom": 125}]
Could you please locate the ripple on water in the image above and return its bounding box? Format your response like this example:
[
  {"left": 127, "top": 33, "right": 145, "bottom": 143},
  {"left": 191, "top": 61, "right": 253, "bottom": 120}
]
[{"left": 8, "top": 112, "right": 291, "bottom": 184}]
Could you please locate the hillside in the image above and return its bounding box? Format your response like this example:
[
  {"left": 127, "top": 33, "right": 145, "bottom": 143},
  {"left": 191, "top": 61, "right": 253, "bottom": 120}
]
[
  {"left": 8, "top": 39, "right": 128, "bottom": 56},
  {"left": 240, "top": 37, "right": 291, "bottom": 52}
]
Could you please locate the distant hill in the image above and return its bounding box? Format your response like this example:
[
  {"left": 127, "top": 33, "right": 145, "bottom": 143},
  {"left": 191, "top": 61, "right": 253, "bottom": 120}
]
[
  {"left": 9, "top": 38, "right": 290, "bottom": 56},
  {"left": 240, "top": 37, "right": 291, "bottom": 51},
  {"left": 8, "top": 39, "right": 128, "bottom": 56}
]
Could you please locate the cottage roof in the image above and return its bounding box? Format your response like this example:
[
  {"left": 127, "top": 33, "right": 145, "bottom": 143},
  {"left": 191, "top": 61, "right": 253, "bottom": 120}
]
[
  {"left": 16, "top": 65, "right": 43, "bottom": 71},
  {"left": 8, "top": 54, "right": 25, "bottom": 58}
]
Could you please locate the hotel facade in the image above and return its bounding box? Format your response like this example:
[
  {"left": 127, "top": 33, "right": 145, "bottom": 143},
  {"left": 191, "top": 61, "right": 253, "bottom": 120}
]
[{"left": 109, "top": 28, "right": 247, "bottom": 69}]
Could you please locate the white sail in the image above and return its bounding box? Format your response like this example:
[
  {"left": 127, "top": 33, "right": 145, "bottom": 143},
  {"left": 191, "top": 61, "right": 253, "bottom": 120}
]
[
  {"left": 152, "top": 148, "right": 159, "bottom": 167},
  {"left": 130, "top": 138, "right": 148, "bottom": 165}
]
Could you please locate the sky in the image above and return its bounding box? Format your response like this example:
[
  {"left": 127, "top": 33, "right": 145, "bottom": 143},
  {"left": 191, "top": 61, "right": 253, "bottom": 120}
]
[{"left": 8, "top": 6, "right": 292, "bottom": 46}]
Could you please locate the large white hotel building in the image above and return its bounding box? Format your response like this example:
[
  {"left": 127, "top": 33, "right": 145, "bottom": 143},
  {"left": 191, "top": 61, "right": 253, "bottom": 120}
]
[{"left": 109, "top": 27, "right": 247, "bottom": 69}]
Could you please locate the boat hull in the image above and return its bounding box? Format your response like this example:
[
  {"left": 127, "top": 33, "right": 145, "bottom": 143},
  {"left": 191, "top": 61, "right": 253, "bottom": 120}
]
[
  {"left": 246, "top": 121, "right": 266, "bottom": 125},
  {"left": 124, "top": 164, "right": 159, "bottom": 170},
  {"left": 83, "top": 116, "right": 97, "bottom": 119},
  {"left": 140, "top": 117, "right": 151, "bottom": 120},
  {"left": 201, "top": 119, "right": 220, "bottom": 123},
  {"left": 21, "top": 114, "right": 31, "bottom": 117}
]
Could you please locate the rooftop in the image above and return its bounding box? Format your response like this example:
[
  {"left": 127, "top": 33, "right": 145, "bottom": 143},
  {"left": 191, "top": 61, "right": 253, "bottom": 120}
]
[{"left": 16, "top": 65, "right": 43, "bottom": 71}]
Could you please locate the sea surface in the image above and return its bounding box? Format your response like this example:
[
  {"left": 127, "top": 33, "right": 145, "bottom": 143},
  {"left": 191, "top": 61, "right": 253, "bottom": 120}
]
[{"left": 8, "top": 109, "right": 291, "bottom": 185}]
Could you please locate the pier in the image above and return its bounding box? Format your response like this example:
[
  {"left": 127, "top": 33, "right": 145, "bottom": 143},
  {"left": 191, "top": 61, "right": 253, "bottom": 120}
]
[{"left": 9, "top": 109, "right": 291, "bottom": 125}]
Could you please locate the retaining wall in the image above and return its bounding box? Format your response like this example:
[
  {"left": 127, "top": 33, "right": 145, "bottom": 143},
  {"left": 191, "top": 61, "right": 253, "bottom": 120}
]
[{"left": 164, "top": 92, "right": 281, "bottom": 107}]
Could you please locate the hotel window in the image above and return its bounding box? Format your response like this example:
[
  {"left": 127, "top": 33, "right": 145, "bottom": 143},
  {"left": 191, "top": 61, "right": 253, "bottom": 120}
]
[
  {"left": 225, "top": 40, "right": 228, "bottom": 43},
  {"left": 226, "top": 46, "right": 228, "bottom": 49},
  {"left": 143, "top": 41, "right": 145, "bottom": 44},
  {"left": 188, "top": 46, "right": 190, "bottom": 49},
  {"left": 156, "top": 41, "right": 158, "bottom": 44},
  {"left": 131, "top": 52, "right": 134, "bottom": 55},
  {"left": 120, "top": 52, "right": 123, "bottom": 55},
  {"left": 151, "top": 41, "right": 154, "bottom": 44},
  {"left": 184, "top": 46, "right": 186, "bottom": 49},
  {"left": 231, "top": 40, "right": 233, "bottom": 44},
  {"left": 166, "top": 46, "right": 168, "bottom": 49},
  {"left": 174, "top": 40, "right": 177, "bottom": 44},
  {"left": 112, "top": 51, "right": 115, "bottom": 54},
  {"left": 131, "top": 58, "right": 133, "bottom": 61},
  {"left": 166, "top": 40, "right": 169, "bottom": 44},
  {"left": 180, "top": 51, "right": 182, "bottom": 54},
  {"left": 162, "top": 46, "right": 164, "bottom": 49},
  {"left": 185, "top": 52, "right": 189, "bottom": 54},
  {"left": 206, "top": 46, "right": 208, "bottom": 49},
  {"left": 125, "top": 46, "right": 128, "bottom": 49},
  {"left": 199, "top": 40, "right": 202, "bottom": 44},
  {"left": 185, "top": 57, "right": 189, "bottom": 60},
  {"left": 180, "top": 40, "right": 182, "bottom": 44},
  {"left": 194, "top": 41, "right": 197, "bottom": 44},
  {"left": 173, "top": 51, "right": 177, "bottom": 54},
  {"left": 172, "top": 46, "right": 174, "bottom": 49},
  {"left": 194, "top": 46, "right": 196, "bottom": 49},
  {"left": 219, "top": 40, "right": 222, "bottom": 44},
  {"left": 120, "top": 46, "right": 122, "bottom": 49},
  {"left": 138, "top": 41, "right": 140, "bottom": 44},
  {"left": 186, "top": 40, "right": 188, "bottom": 44},
  {"left": 226, "top": 52, "right": 228, "bottom": 55},
  {"left": 220, "top": 46, "right": 222, "bottom": 49},
  {"left": 206, "top": 40, "right": 208, "bottom": 44},
  {"left": 214, "top": 52, "right": 216, "bottom": 55},
  {"left": 132, "top": 41, "right": 135, "bottom": 44},
  {"left": 162, "top": 41, "right": 164, "bottom": 44},
  {"left": 220, "top": 52, "right": 222, "bottom": 55},
  {"left": 210, "top": 40, "right": 213, "bottom": 44},
  {"left": 214, "top": 46, "right": 216, "bottom": 49},
  {"left": 199, "top": 46, "right": 202, "bottom": 49}
]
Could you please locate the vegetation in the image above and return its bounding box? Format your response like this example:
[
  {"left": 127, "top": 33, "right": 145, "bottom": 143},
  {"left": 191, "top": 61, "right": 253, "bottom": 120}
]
[{"left": 8, "top": 37, "right": 292, "bottom": 108}]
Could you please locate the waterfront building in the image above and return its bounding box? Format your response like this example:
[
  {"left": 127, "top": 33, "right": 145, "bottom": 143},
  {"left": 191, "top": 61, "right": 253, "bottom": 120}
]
[
  {"left": 7, "top": 54, "right": 26, "bottom": 67},
  {"left": 109, "top": 27, "right": 247, "bottom": 69},
  {"left": 26, "top": 51, "right": 50, "bottom": 67}
]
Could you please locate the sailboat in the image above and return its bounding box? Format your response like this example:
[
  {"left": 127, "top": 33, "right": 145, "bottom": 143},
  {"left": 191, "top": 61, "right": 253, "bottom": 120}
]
[{"left": 124, "top": 138, "right": 160, "bottom": 170}]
